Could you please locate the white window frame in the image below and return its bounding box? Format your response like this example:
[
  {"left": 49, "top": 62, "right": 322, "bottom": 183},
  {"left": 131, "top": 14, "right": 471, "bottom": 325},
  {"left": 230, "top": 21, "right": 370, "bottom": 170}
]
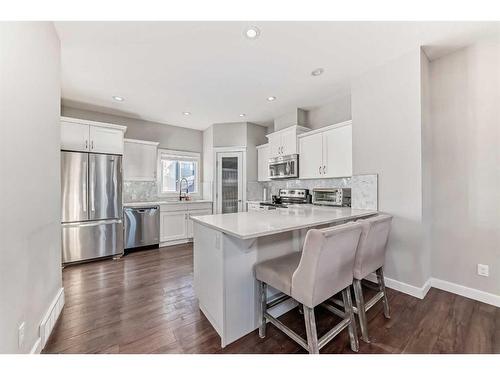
[{"left": 157, "top": 148, "right": 201, "bottom": 198}]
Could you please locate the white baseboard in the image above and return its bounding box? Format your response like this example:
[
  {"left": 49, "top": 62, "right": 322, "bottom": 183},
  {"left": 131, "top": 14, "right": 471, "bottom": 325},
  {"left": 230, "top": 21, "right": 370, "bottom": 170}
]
[
  {"left": 366, "top": 273, "right": 500, "bottom": 308},
  {"left": 159, "top": 238, "right": 191, "bottom": 248},
  {"left": 365, "top": 273, "right": 431, "bottom": 299},
  {"left": 29, "top": 338, "right": 41, "bottom": 354},
  {"left": 39, "top": 287, "right": 65, "bottom": 351},
  {"left": 430, "top": 278, "right": 500, "bottom": 308}
]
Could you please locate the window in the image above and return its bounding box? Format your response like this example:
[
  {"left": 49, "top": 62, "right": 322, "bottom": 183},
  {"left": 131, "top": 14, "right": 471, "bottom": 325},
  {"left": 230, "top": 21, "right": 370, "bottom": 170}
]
[{"left": 158, "top": 149, "right": 200, "bottom": 196}]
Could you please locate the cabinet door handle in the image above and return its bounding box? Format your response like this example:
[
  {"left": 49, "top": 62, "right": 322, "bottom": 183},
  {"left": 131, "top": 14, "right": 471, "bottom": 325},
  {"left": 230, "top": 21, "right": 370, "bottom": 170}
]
[
  {"left": 319, "top": 166, "right": 322, "bottom": 174},
  {"left": 323, "top": 165, "right": 326, "bottom": 174},
  {"left": 91, "top": 140, "right": 94, "bottom": 150},
  {"left": 85, "top": 140, "right": 88, "bottom": 150}
]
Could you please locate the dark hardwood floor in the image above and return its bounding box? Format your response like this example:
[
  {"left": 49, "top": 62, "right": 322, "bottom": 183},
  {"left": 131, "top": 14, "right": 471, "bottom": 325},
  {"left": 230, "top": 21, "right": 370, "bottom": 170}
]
[{"left": 43, "top": 244, "right": 500, "bottom": 354}]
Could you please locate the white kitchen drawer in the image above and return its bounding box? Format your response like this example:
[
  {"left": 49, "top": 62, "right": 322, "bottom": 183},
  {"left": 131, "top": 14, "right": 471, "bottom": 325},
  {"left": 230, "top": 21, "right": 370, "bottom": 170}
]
[
  {"left": 160, "top": 203, "right": 188, "bottom": 212},
  {"left": 187, "top": 202, "right": 212, "bottom": 211}
]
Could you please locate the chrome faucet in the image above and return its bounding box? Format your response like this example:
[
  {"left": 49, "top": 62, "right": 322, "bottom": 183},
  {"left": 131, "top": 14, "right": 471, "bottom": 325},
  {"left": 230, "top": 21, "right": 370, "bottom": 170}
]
[{"left": 179, "top": 177, "right": 189, "bottom": 200}]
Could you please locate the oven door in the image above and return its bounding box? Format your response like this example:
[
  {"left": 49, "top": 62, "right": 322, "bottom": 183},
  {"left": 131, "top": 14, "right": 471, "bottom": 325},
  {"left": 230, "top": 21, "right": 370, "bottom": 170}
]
[{"left": 269, "top": 156, "right": 298, "bottom": 179}]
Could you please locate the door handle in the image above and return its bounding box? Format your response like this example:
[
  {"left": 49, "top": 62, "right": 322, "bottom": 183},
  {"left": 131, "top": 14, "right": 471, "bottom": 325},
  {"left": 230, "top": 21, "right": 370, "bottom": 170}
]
[
  {"left": 91, "top": 140, "right": 94, "bottom": 150},
  {"left": 90, "top": 160, "right": 95, "bottom": 212},
  {"left": 319, "top": 166, "right": 322, "bottom": 174},
  {"left": 85, "top": 140, "right": 88, "bottom": 150},
  {"left": 323, "top": 166, "right": 326, "bottom": 174},
  {"left": 82, "top": 160, "right": 87, "bottom": 212}
]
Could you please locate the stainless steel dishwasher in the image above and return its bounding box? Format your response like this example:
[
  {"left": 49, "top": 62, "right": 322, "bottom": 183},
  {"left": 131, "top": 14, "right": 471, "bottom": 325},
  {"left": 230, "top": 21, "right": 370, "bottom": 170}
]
[{"left": 124, "top": 205, "right": 160, "bottom": 250}]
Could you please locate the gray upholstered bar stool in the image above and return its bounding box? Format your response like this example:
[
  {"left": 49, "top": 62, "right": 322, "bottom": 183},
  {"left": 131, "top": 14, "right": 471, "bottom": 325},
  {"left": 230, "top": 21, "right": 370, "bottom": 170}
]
[
  {"left": 351, "top": 214, "right": 393, "bottom": 343},
  {"left": 254, "top": 222, "right": 363, "bottom": 354}
]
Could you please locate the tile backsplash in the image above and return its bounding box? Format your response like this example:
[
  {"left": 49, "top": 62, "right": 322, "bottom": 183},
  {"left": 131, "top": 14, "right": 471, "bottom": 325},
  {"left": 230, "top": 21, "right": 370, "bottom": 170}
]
[
  {"left": 258, "top": 174, "right": 378, "bottom": 210},
  {"left": 124, "top": 175, "right": 378, "bottom": 210},
  {"left": 123, "top": 181, "right": 158, "bottom": 202}
]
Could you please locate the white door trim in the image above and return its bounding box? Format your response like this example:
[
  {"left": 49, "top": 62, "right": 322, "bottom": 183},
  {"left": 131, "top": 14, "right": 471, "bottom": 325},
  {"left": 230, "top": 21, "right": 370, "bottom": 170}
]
[{"left": 214, "top": 149, "right": 246, "bottom": 214}]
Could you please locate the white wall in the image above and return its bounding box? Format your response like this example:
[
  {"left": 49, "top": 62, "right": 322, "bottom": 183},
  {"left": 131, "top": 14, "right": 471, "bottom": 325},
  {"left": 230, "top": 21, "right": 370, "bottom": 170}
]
[
  {"left": 429, "top": 41, "right": 500, "bottom": 295},
  {"left": 421, "top": 50, "right": 433, "bottom": 285},
  {"left": 202, "top": 125, "right": 214, "bottom": 200},
  {"left": 351, "top": 49, "right": 428, "bottom": 287},
  {"left": 307, "top": 94, "right": 352, "bottom": 129},
  {"left": 0, "top": 23, "right": 62, "bottom": 353},
  {"left": 62, "top": 106, "right": 203, "bottom": 153}
]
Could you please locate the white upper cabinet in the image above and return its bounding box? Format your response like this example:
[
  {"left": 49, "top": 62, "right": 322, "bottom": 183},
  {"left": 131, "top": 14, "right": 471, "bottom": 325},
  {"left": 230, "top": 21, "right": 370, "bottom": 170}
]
[
  {"left": 267, "top": 133, "right": 282, "bottom": 158},
  {"left": 280, "top": 128, "right": 299, "bottom": 155},
  {"left": 256, "top": 144, "right": 270, "bottom": 182},
  {"left": 298, "top": 132, "right": 323, "bottom": 179},
  {"left": 322, "top": 123, "right": 352, "bottom": 178},
  {"left": 298, "top": 121, "right": 352, "bottom": 179},
  {"left": 60, "top": 117, "right": 127, "bottom": 155},
  {"left": 123, "top": 139, "right": 159, "bottom": 181},
  {"left": 89, "top": 125, "right": 124, "bottom": 155},
  {"left": 266, "top": 125, "right": 310, "bottom": 158},
  {"left": 61, "top": 121, "right": 90, "bottom": 152}
]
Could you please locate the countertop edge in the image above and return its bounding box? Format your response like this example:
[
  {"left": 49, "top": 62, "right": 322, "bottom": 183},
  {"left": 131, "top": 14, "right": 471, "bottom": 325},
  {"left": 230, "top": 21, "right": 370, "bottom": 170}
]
[
  {"left": 191, "top": 210, "right": 377, "bottom": 240},
  {"left": 124, "top": 200, "right": 213, "bottom": 207}
]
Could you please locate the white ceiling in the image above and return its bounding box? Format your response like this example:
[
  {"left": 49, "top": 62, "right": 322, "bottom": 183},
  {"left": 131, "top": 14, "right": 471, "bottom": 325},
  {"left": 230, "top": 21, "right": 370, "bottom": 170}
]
[{"left": 55, "top": 21, "right": 500, "bottom": 130}]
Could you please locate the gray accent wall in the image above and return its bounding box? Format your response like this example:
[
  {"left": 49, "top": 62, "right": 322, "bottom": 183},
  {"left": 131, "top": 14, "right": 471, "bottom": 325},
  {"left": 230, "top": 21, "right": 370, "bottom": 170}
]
[{"left": 0, "top": 23, "right": 62, "bottom": 353}]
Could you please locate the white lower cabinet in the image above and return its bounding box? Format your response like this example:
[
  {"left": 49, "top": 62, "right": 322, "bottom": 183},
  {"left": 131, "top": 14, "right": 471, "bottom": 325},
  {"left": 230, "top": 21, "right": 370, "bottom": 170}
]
[
  {"left": 160, "top": 211, "right": 188, "bottom": 242},
  {"left": 160, "top": 202, "right": 213, "bottom": 244}
]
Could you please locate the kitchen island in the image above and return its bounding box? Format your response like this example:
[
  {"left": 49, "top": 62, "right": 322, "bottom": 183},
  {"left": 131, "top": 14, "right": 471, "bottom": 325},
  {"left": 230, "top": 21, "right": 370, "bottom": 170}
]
[{"left": 191, "top": 206, "right": 377, "bottom": 347}]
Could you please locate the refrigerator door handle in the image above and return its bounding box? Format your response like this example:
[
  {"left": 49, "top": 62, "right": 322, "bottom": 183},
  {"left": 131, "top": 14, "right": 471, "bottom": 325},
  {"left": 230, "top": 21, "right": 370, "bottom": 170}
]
[
  {"left": 90, "top": 159, "right": 96, "bottom": 212},
  {"left": 82, "top": 159, "right": 87, "bottom": 212}
]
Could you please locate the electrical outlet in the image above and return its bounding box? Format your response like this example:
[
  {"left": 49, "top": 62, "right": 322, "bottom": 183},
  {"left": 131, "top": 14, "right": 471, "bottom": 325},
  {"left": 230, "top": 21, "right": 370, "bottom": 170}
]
[
  {"left": 18, "top": 322, "right": 25, "bottom": 349},
  {"left": 477, "top": 264, "right": 489, "bottom": 277}
]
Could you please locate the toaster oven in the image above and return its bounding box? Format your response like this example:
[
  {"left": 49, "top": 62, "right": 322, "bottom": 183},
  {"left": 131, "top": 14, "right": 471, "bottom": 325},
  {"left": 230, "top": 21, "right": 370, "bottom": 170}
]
[{"left": 312, "top": 188, "right": 351, "bottom": 207}]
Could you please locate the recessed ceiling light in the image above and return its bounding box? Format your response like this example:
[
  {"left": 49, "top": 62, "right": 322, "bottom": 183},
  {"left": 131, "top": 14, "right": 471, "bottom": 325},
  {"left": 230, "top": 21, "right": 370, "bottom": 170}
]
[
  {"left": 267, "top": 96, "right": 276, "bottom": 102},
  {"left": 244, "top": 26, "right": 260, "bottom": 39},
  {"left": 311, "top": 68, "right": 324, "bottom": 76},
  {"left": 112, "top": 95, "right": 124, "bottom": 102},
  {"left": 183, "top": 112, "right": 191, "bottom": 116},
  {"left": 239, "top": 113, "right": 246, "bottom": 117}
]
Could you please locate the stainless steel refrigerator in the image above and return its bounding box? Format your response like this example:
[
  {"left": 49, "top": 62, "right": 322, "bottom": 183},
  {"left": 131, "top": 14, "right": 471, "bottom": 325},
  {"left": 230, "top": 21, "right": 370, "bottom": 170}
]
[{"left": 61, "top": 151, "right": 123, "bottom": 264}]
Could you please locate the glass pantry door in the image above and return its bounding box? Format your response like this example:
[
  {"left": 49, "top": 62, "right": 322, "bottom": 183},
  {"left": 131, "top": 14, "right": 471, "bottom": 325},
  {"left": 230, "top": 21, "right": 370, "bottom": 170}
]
[{"left": 216, "top": 152, "right": 243, "bottom": 214}]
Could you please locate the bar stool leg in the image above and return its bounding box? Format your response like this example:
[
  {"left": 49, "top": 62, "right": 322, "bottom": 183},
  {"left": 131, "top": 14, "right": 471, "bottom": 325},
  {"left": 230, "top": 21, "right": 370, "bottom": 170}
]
[
  {"left": 259, "top": 281, "right": 267, "bottom": 338},
  {"left": 342, "top": 286, "right": 359, "bottom": 352},
  {"left": 353, "top": 279, "right": 370, "bottom": 343},
  {"left": 376, "top": 267, "right": 390, "bottom": 319},
  {"left": 303, "top": 306, "right": 319, "bottom": 354}
]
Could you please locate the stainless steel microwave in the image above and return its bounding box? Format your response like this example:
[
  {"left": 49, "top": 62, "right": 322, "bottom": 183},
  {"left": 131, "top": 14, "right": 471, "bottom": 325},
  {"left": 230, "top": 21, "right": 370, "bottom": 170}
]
[{"left": 269, "top": 154, "right": 299, "bottom": 180}]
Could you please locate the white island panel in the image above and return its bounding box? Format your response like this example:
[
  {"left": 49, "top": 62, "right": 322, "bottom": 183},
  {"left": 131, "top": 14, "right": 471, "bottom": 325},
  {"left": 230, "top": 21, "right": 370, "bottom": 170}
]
[{"left": 192, "top": 206, "right": 377, "bottom": 347}]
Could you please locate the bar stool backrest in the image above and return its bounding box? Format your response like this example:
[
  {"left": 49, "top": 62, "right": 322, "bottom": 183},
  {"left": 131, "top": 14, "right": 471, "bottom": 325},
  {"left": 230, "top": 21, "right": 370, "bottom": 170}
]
[
  {"left": 291, "top": 222, "right": 363, "bottom": 308},
  {"left": 353, "top": 214, "right": 393, "bottom": 280}
]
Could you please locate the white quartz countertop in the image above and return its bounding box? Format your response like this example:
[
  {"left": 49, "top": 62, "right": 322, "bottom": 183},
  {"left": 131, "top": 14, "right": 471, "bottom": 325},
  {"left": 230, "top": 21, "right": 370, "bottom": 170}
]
[
  {"left": 123, "top": 200, "right": 213, "bottom": 207},
  {"left": 191, "top": 206, "right": 377, "bottom": 240}
]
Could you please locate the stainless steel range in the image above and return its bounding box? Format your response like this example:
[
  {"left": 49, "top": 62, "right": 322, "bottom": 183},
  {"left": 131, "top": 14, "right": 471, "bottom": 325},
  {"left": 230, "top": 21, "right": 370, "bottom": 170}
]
[{"left": 259, "top": 188, "right": 310, "bottom": 209}]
